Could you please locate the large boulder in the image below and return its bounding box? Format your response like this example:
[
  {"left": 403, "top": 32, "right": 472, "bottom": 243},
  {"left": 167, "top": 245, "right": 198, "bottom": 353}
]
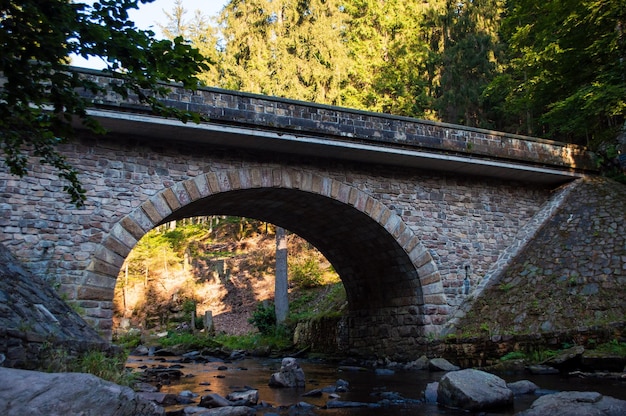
[
  {"left": 517, "top": 391, "right": 626, "bottom": 416},
  {"left": 0, "top": 367, "right": 164, "bottom": 416},
  {"left": 437, "top": 368, "right": 513, "bottom": 411},
  {"left": 268, "top": 357, "right": 305, "bottom": 388}
]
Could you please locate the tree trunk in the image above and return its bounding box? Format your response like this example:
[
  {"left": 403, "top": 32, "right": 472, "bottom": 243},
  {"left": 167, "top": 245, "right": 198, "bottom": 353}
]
[{"left": 275, "top": 226, "right": 289, "bottom": 324}]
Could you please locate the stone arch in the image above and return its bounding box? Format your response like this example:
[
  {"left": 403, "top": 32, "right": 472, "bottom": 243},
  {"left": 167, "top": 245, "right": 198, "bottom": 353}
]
[{"left": 88, "top": 167, "right": 445, "bottom": 358}]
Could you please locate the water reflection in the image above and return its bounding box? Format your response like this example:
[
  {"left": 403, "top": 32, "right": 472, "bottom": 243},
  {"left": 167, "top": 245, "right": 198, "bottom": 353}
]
[{"left": 126, "top": 355, "right": 625, "bottom": 415}]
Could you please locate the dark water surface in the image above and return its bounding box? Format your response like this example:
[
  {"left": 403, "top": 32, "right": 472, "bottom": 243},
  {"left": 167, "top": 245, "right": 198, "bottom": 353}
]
[{"left": 126, "top": 355, "right": 625, "bottom": 415}]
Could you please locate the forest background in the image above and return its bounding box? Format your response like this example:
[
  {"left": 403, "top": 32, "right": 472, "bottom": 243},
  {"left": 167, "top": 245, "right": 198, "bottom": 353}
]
[{"left": 162, "top": 0, "right": 625, "bottom": 168}]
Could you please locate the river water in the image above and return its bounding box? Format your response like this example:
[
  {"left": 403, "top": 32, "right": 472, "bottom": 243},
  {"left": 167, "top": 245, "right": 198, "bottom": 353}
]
[{"left": 126, "top": 355, "right": 625, "bottom": 415}]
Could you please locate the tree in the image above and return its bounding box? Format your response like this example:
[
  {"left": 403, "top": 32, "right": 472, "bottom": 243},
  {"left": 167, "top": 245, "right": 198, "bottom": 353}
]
[
  {"left": 341, "top": 0, "right": 442, "bottom": 118},
  {"left": 0, "top": 0, "right": 209, "bottom": 206},
  {"left": 433, "top": 0, "right": 503, "bottom": 127},
  {"left": 160, "top": 0, "right": 222, "bottom": 87},
  {"left": 216, "top": 0, "right": 350, "bottom": 104},
  {"left": 487, "top": 0, "right": 626, "bottom": 146}
]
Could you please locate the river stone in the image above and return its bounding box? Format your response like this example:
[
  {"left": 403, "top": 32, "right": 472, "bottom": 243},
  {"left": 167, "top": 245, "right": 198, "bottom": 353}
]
[
  {"left": 0, "top": 367, "right": 165, "bottom": 416},
  {"left": 374, "top": 368, "right": 395, "bottom": 375},
  {"left": 268, "top": 357, "right": 305, "bottom": 388},
  {"left": 527, "top": 364, "right": 560, "bottom": 375},
  {"left": 507, "top": 380, "right": 539, "bottom": 395},
  {"left": 424, "top": 382, "right": 439, "bottom": 403},
  {"left": 516, "top": 391, "right": 626, "bottom": 416},
  {"left": 404, "top": 355, "right": 430, "bottom": 370},
  {"left": 581, "top": 350, "right": 626, "bottom": 372},
  {"left": 326, "top": 400, "right": 374, "bottom": 408},
  {"left": 183, "top": 406, "right": 256, "bottom": 415},
  {"left": 429, "top": 357, "right": 460, "bottom": 372},
  {"left": 199, "top": 393, "right": 232, "bottom": 408},
  {"left": 226, "top": 389, "right": 258, "bottom": 406},
  {"left": 437, "top": 368, "right": 513, "bottom": 411}
]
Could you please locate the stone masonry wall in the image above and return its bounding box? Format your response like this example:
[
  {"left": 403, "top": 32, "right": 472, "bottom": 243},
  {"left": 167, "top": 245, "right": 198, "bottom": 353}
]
[
  {"left": 0, "top": 131, "right": 553, "bottom": 352},
  {"left": 446, "top": 177, "right": 626, "bottom": 338}
]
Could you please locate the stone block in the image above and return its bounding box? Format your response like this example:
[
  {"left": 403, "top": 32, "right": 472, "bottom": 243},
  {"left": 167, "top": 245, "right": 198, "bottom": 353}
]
[{"left": 77, "top": 285, "right": 114, "bottom": 302}]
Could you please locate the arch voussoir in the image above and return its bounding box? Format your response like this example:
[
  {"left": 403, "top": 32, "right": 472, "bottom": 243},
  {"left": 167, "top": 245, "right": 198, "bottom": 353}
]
[{"left": 88, "top": 166, "right": 447, "bottom": 355}]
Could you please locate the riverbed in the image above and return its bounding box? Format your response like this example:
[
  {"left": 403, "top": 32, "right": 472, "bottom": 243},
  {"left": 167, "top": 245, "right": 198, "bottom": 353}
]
[{"left": 126, "top": 355, "right": 625, "bottom": 415}]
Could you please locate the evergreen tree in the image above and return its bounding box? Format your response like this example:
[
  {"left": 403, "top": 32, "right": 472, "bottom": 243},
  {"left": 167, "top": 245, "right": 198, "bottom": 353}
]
[
  {"left": 160, "top": 0, "right": 221, "bottom": 87},
  {"left": 488, "top": 0, "right": 626, "bottom": 146},
  {"left": 217, "top": 0, "right": 349, "bottom": 104},
  {"left": 342, "top": 0, "right": 441, "bottom": 118},
  {"left": 434, "top": 0, "right": 503, "bottom": 127}
]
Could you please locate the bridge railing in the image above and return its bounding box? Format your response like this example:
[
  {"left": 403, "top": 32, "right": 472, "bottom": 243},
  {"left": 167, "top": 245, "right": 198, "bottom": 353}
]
[{"left": 73, "top": 67, "right": 596, "bottom": 172}]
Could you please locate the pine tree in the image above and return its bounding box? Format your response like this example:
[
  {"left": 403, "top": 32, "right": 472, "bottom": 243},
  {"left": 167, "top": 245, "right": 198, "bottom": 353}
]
[{"left": 488, "top": 0, "right": 626, "bottom": 146}]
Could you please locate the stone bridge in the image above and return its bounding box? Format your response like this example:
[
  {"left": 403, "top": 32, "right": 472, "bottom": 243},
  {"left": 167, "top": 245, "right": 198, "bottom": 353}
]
[{"left": 0, "top": 68, "right": 597, "bottom": 359}]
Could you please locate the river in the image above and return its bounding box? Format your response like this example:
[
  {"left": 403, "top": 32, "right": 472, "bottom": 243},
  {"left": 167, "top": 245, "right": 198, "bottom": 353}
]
[{"left": 126, "top": 354, "right": 625, "bottom": 415}]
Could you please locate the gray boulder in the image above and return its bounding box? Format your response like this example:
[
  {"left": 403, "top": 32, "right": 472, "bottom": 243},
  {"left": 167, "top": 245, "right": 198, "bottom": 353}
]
[
  {"left": 507, "top": 380, "right": 539, "bottom": 396},
  {"left": 0, "top": 367, "right": 164, "bottom": 416},
  {"left": 199, "top": 393, "right": 232, "bottom": 408},
  {"left": 437, "top": 368, "right": 513, "bottom": 411},
  {"left": 226, "top": 390, "right": 258, "bottom": 406},
  {"left": 424, "top": 381, "right": 439, "bottom": 403},
  {"left": 429, "top": 357, "right": 460, "bottom": 372},
  {"left": 516, "top": 391, "right": 626, "bottom": 416},
  {"left": 404, "top": 355, "right": 430, "bottom": 370},
  {"left": 268, "top": 357, "right": 305, "bottom": 388}
]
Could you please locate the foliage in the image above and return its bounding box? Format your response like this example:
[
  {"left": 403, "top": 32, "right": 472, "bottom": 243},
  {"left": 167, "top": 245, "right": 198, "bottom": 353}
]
[
  {"left": 0, "top": 0, "right": 210, "bottom": 206},
  {"left": 288, "top": 283, "right": 346, "bottom": 324},
  {"left": 157, "top": 331, "right": 219, "bottom": 349},
  {"left": 216, "top": 0, "right": 350, "bottom": 105},
  {"left": 113, "top": 330, "right": 142, "bottom": 350},
  {"left": 499, "top": 350, "right": 526, "bottom": 361},
  {"left": 489, "top": 0, "right": 625, "bottom": 146},
  {"left": 248, "top": 301, "right": 277, "bottom": 335},
  {"left": 159, "top": 0, "right": 625, "bottom": 153},
  {"left": 596, "top": 340, "right": 626, "bottom": 357},
  {"left": 289, "top": 257, "right": 324, "bottom": 289},
  {"left": 498, "top": 340, "right": 626, "bottom": 364},
  {"left": 44, "top": 348, "right": 135, "bottom": 385}
]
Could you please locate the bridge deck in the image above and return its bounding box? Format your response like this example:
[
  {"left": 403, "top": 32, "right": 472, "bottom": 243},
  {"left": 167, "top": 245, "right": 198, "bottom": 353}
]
[{"left": 76, "top": 67, "right": 595, "bottom": 185}]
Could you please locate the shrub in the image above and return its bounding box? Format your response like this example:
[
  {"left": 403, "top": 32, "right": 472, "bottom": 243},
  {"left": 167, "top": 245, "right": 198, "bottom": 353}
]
[
  {"left": 500, "top": 351, "right": 526, "bottom": 361},
  {"left": 290, "top": 258, "right": 323, "bottom": 289},
  {"left": 249, "top": 302, "right": 276, "bottom": 335},
  {"left": 158, "top": 332, "right": 218, "bottom": 349}
]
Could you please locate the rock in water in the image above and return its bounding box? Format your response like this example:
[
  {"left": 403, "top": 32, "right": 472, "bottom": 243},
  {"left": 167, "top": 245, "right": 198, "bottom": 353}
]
[
  {"left": 437, "top": 368, "right": 513, "bottom": 411},
  {"left": 428, "top": 357, "right": 460, "bottom": 372},
  {"left": 507, "top": 380, "right": 539, "bottom": 396},
  {"left": 516, "top": 391, "right": 626, "bottom": 416},
  {"left": 226, "top": 389, "right": 259, "bottom": 406},
  {"left": 0, "top": 367, "right": 164, "bottom": 416},
  {"left": 268, "top": 357, "right": 306, "bottom": 388}
]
